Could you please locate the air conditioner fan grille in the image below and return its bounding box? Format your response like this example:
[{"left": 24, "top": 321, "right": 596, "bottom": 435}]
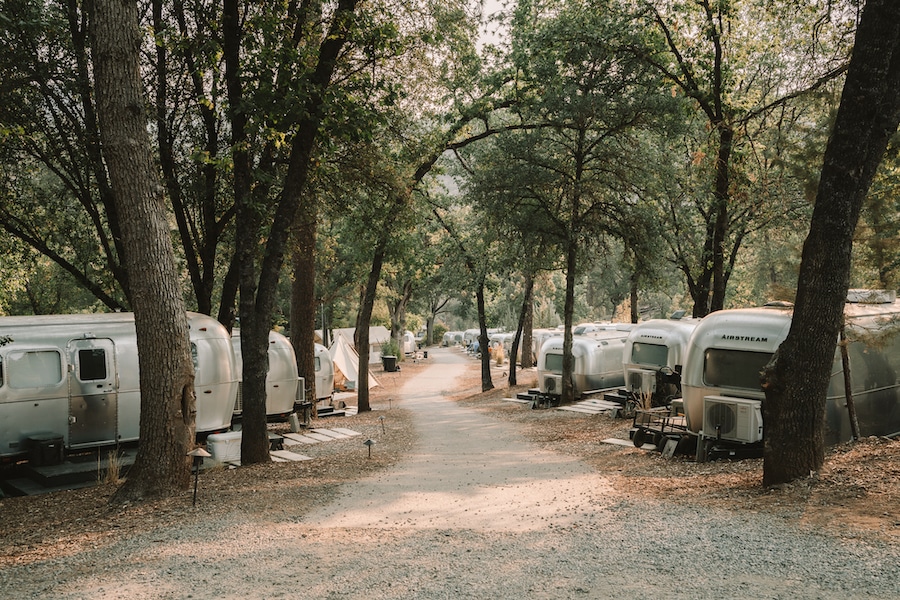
[{"left": 706, "top": 403, "right": 736, "bottom": 434}]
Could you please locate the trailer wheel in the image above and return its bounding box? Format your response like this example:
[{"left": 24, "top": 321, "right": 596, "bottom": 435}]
[
  {"left": 677, "top": 436, "right": 696, "bottom": 456},
  {"left": 653, "top": 433, "right": 666, "bottom": 451},
  {"left": 632, "top": 428, "right": 647, "bottom": 448}
]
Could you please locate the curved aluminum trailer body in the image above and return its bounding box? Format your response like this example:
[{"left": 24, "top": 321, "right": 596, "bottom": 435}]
[
  {"left": 537, "top": 330, "right": 630, "bottom": 397},
  {"left": 682, "top": 297, "right": 900, "bottom": 445},
  {"left": 232, "top": 330, "right": 301, "bottom": 418},
  {"left": 623, "top": 318, "right": 700, "bottom": 402},
  {"left": 314, "top": 342, "right": 334, "bottom": 402},
  {"left": 0, "top": 312, "right": 237, "bottom": 460}
]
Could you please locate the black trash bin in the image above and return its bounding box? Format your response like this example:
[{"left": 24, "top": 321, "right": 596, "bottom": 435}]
[{"left": 382, "top": 355, "right": 398, "bottom": 372}]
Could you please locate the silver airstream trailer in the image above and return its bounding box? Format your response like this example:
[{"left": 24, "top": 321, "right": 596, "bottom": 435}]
[
  {"left": 232, "top": 329, "right": 302, "bottom": 419},
  {"left": 400, "top": 330, "right": 417, "bottom": 355},
  {"left": 681, "top": 292, "right": 900, "bottom": 447},
  {"left": 0, "top": 312, "right": 237, "bottom": 461},
  {"left": 314, "top": 342, "right": 334, "bottom": 404},
  {"left": 463, "top": 329, "right": 480, "bottom": 349},
  {"left": 537, "top": 329, "right": 630, "bottom": 398},
  {"left": 531, "top": 328, "right": 560, "bottom": 364},
  {"left": 622, "top": 317, "right": 700, "bottom": 407},
  {"left": 442, "top": 331, "right": 464, "bottom": 347}
]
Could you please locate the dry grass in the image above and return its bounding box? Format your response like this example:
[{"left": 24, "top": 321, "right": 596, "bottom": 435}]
[{"left": 464, "top": 373, "right": 900, "bottom": 543}]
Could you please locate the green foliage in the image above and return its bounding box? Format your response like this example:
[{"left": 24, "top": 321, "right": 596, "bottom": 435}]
[
  {"left": 631, "top": 0, "right": 854, "bottom": 314},
  {"left": 432, "top": 321, "right": 448, "bottom": 342},
  {"left": 380, "top": 336, "right": 401, "bottom": 358},
  {"left": 0, "top": 0, "right": 875, "bottom": 335},
  {"left": 855, "top": 138, "right": 900, "bottom": 289}
]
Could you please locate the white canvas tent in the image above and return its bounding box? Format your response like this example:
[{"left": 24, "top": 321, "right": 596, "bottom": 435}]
[
  {"left": 329, "top": 332, "right": 379, "bottom": 391},
  {"left": 321, "top": 326, "right": 391, "bottom": 364}
]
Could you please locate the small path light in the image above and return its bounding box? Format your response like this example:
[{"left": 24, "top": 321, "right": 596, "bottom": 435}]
[
  {"left": 364, "top": 438, "right": 376, "bottom": 459},
  {"left": 379, "top": 415, "right": 385, "bottom": 434},
  {"left": 188, "top": 447, "right": 211, "bottom": 506}
]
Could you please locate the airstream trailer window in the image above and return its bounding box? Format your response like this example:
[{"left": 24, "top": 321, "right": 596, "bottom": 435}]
[
  {"left": 314, "top": 356, "right": 321, "bottom": 372},
  {"left": 191, "top": 342, "right": 199, "bottom": 370},
  {"left": 631, "top": 342, "right": 667, "bottom": 367},
  {"left": 78, "top": 349, "right": 107, "bottom": 381},
  {"left": 8, "top": 350, "right": 63, "bottom": 388},
  {"left": 545, "top": 353, "right": 564, "bottom": 373},
  {"left": 704, "top": 349, "right": 773, "bottom": 390}
]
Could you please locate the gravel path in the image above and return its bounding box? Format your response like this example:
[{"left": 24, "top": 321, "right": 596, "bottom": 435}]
[{"left": 4, "top": 347, "right": 900, "bottom": 599}]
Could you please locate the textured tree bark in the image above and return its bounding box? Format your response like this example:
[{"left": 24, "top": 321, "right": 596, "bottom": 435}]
[
  {"left": 292, "top": 197, "right": 319, "bottom": 407},
  {"left": 509, "top": 272, "right": 535, "bottom": 385},
  {"left": 761, "top": 0, "right": 900, "bottom": 486},
  {"left": 477, "top": 281, "right": 494, "bottom": 393},
  {"left": 561, "top": 243, "right": 577, "bottom": 404},
  {"left": 355, "top": 243, "right": 386, "bottom": 413},
  {"left": 521, "top": 276, "right": 535, "bottom": 370},
  {"left": 91, "top": 0, "right": 195, "bottom": 502},
  {"left": 225, "top": 0, "right": 360, "bottom": 464}
]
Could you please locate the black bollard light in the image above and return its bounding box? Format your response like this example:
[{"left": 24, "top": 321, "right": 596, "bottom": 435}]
[
  {"left": 364, "top": 438, "right": 376, "bottom": 459},
  {"left": 188, "top": 447, "right": 211, "bottom": 506}
]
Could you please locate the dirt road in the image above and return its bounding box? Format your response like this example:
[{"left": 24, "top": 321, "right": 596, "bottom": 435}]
[{"left": 305, "top": 349, "right": 612, "bottom": 531}]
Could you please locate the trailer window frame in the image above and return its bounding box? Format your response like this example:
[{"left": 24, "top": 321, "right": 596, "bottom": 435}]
[
  {"left": 703, "top": 348, "right": 773, "bottom": 390},
  {"left": 77, "top": 348, "right": 108, "bottom": 381},
  {"left": 631, "top": 342, "right": 668, "bottom": 367},
  {"left": 7, "top": 349, "right": 65, "bottom": 389},
  {"left": 545, "top": 353, "right": 564, "bottom": 374}
]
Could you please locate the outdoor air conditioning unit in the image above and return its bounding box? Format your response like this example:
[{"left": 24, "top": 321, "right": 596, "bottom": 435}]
[
  {"left": 702, "top": 395, "right": 763, "bottom": 443},
  {"left": 233, "top": 383, "right": 244, "bottom": 415},
  {"left": 543, "top": 374, "right": 562, "bottom": 395},
  {"left": 628, "top": 369, "right": 656, "bottom": 396},
  {"left": 296, "top": 376, "right": 306, "bottom": 403}
]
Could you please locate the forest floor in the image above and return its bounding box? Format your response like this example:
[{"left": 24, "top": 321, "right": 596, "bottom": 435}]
[{"left": 1, "top": 348, "right": 898, "bottom": 571}]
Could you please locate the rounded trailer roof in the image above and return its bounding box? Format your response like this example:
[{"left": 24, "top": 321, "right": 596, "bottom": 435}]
[
  {"left": 625, "top": 318, "right": 700, "bottom": 347},
  {"left": 542, "top": 330, "right": 630, "bottom": 358}
]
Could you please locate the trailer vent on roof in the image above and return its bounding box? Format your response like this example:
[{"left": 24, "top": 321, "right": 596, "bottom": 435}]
[{"left": 702, "top": 396, "right": 762, "bottom": 443}]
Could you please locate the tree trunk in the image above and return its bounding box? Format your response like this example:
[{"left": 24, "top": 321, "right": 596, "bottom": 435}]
[
  {"left": 292, "top": 195, "right": 318, "bottom": 406},
  {"left": 561, "top": 242, "right": 577, "bottom": 404},
  {"left": 356, "top": 243, "right": 386, "bottom": 413},
  {"left": 91, "top": 0, "right": 195, "bottom": 502},
  {"left": 509, "top": 271, "right": 535, "bottom": 386},
  {"left": 225, "top": 0, "right": 360, "bottom": 464},
  {"left": 761, "top": 0, "right": 900, "bottom": 486},
  {"left": 476, "top": 280, "right": 494, "bottom": 392},
  {"left": 223, "top": 0, "right": 267, "bottom": 465},
  {"left": 389, "top": 280, "right": 413, "bottom": 355},
  {"left": 217, "top": 253, "right": 240, "bottom": 331},
  {"left": 629, "top": 271, "right": 639, "bottom": 323},
  {"left": 521, "top": 277, "right": 534, "bottom": 369}
]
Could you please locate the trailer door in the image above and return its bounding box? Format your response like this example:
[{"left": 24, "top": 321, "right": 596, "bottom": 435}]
[{"left": 67, "top": 338, "right": 118, "bottom": 447}]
